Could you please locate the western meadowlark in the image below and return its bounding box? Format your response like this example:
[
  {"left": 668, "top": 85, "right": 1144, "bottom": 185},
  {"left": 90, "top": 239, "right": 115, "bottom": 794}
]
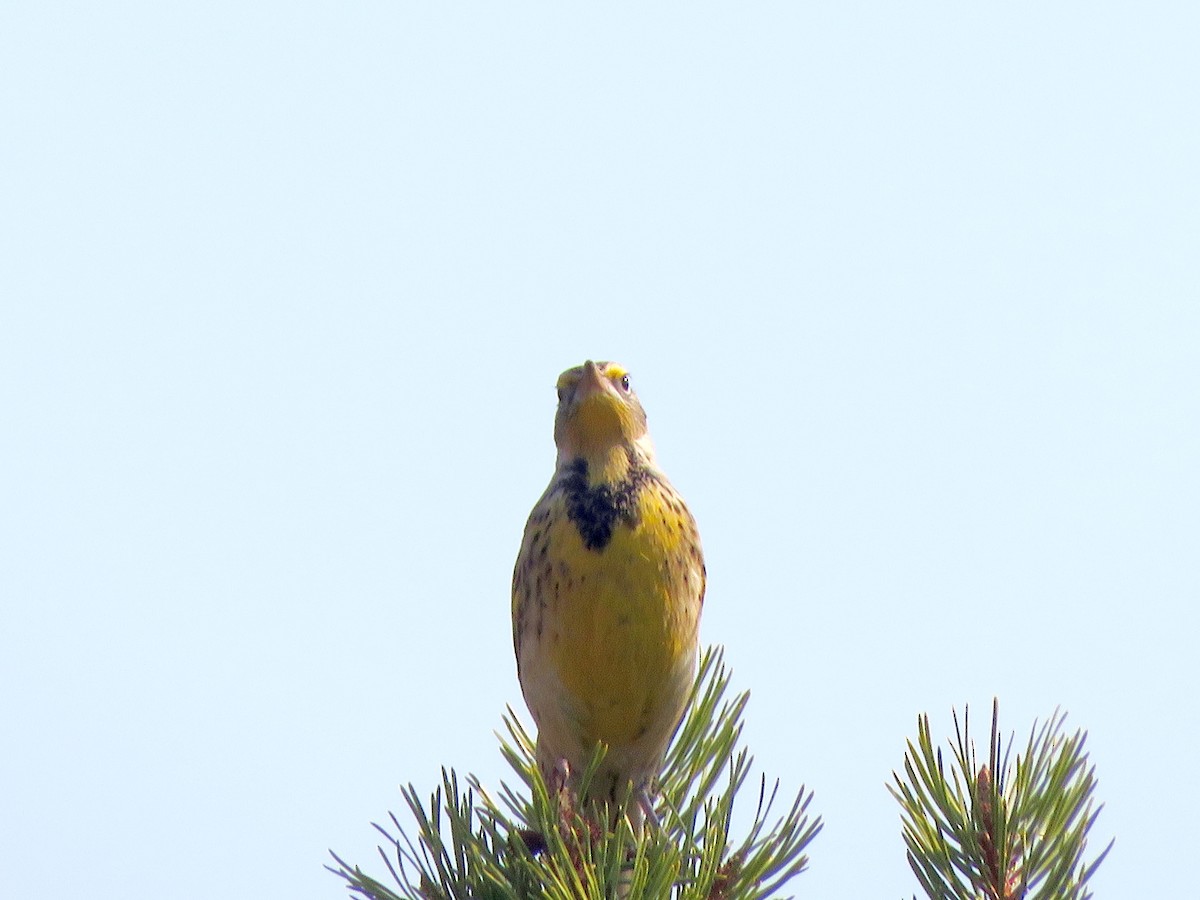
[{"left": 512, "top": 360, "right": 705, "bottom": 828}]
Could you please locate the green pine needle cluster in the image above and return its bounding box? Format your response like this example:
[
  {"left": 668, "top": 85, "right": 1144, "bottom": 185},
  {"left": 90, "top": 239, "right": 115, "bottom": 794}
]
[
  {"left": 890, "top": 699, "right": 1113, "bottom": 900},
  {"left": 329, "top": 648, "right": 822, "bottom": 900}
]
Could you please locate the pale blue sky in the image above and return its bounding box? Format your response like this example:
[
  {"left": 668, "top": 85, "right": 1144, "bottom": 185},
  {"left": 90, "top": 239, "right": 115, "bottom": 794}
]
[{"left": 2, "top": 3, "right": 1197, "bottom": 898}]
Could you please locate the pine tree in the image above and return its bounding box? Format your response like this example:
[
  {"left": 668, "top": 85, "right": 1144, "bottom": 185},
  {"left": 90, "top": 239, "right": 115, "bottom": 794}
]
[
  {"left": 329, "top": 650, "right": 1110, "bottom": 899},
  {"left": 891, "top": 700, "right": 1113, "bottom": 899}
]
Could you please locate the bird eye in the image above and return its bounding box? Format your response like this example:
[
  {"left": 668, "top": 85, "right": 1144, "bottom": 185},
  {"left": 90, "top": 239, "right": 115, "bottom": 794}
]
[{"left": 620, "top": 374, "right": 631, "bottom": 392}]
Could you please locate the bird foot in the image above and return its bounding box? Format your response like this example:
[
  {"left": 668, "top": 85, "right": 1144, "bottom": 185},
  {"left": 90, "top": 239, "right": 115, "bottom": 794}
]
[
  {"left": 635, "top": 783, "right": 662, "bottom": 832},
  {"left": 550, "top": 758, "right": 572, "bottom": 793}
]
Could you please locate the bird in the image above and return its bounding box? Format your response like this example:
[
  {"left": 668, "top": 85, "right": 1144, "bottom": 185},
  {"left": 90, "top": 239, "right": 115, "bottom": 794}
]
[{"left": 512, "top": 360, "right": 705, "bottom": 830}]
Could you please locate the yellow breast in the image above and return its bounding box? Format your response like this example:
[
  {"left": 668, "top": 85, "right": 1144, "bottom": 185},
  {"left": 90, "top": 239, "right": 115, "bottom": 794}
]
[{"left": 513, "top": 467, "right": 705, "bottom": 755}]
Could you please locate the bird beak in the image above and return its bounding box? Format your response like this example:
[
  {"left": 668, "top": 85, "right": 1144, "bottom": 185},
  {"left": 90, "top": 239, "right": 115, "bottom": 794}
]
[{"left": 576, "top": 360, "right": 608, "bottom": 398}]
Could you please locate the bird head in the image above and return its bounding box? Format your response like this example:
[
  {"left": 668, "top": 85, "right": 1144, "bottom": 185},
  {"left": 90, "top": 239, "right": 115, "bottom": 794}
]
[{"left": 553, "top": 360, "right": 650, "bottom": 464}]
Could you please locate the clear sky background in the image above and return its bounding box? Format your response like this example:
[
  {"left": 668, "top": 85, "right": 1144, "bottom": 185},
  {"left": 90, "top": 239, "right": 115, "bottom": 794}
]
[{"left": 3, "top": 3, "right": 1197, "bottom": 898}]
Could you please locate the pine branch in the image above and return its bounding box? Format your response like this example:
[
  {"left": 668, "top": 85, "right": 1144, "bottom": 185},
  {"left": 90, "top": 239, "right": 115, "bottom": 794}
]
[
  {"left": 329, "top": 648, "right": 822, "bottom": 900},
  {"left": 889, "top": 699, "right": 1113, "bottom": 900}
]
